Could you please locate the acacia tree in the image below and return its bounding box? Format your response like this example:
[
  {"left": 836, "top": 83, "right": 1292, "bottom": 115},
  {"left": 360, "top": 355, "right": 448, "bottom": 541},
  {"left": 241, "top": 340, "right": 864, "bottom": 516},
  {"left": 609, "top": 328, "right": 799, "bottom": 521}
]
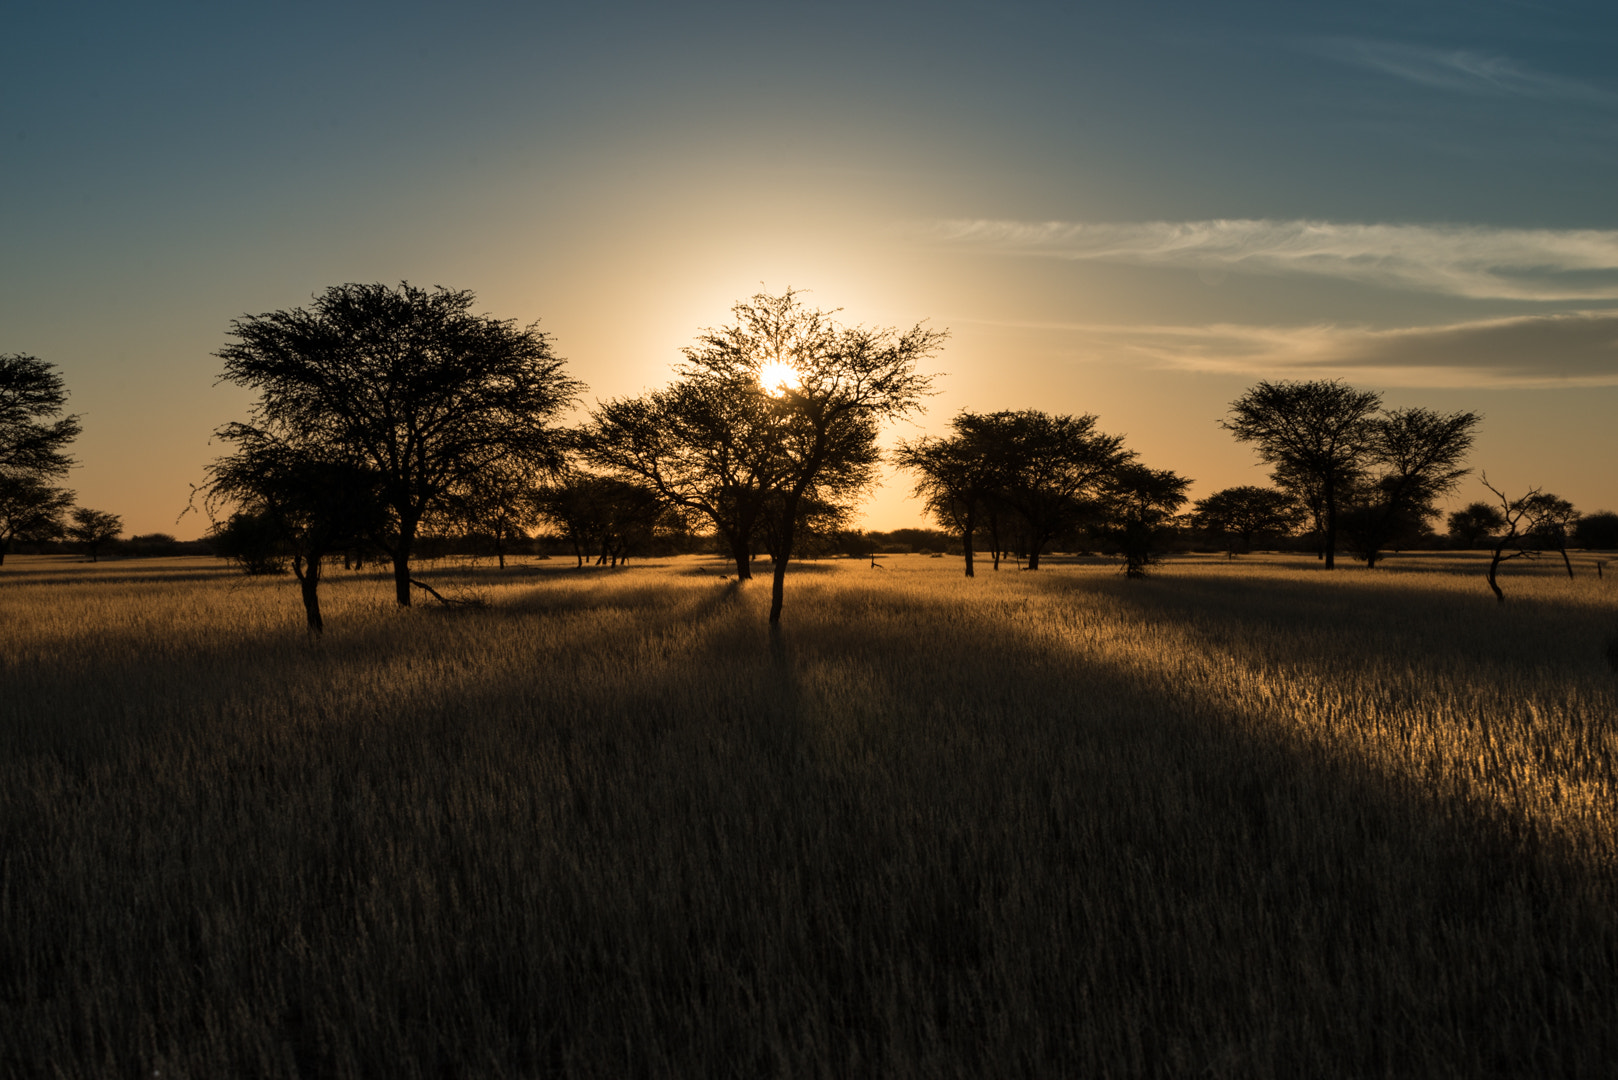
[
  {"left": 440, "top": 463, "right": 543, "bottom": 569},
  {"left": 209, "top": 509, "right": 289, "bottom": 575},
  {"left": 1097, "top": 464, "right": 1192, "bottom": 578},
  {"left": 895, "top": 412, "right": 1008, "bottom": 578},
  {"left": 1, "top": 354, "right": 80, "bottom": 480},
  {"left": 67, "top": 508, "right": 122, "bottom": 562},
  {"left": 202, "top": 425, "right": 386, "bottom": 633},
  {"left": 1339, "top": 407, "right": 1480, "bottom": 568},
  {"left": 0, "top": 473, "right": 73, "bottom": 565},
  {"left": 980, "top": 410, "right": 1132, "bottom": 570},
  {"left": 215, "top": 283, "right": 582, "bottom": 606},
  {"left": 1574, "top": 511, "right": 1618, "bottom": 550},
  {"left": 1524, "top": 493, "right": 1579, "bottom": 579},
  {"left": 534, "top": 472, "right": 667, "bottom": 568},
  {"left": 1447, "top": 501, "right": 1506, "bottom": 549},
  {"left": 1, "top": 354, "right": 81, "bottom": 568},
  {"left": 1224, "top": 380, "right": 1382, "bottom": 569},
  {"left": 1477, "top": 476, "right": 1578, "bottom": 602},
  {"left": 581, "top": 374, "right": 786, "bottom": 580},
  {"left": 681, "top": 290, "right": 944, "bottom": 624},
  {"left": 1191, "top": 485, "right": 1299, "bottom": 554},
  {"left": 1269, "top": 459, "right": 1328, "bottom": 559}
]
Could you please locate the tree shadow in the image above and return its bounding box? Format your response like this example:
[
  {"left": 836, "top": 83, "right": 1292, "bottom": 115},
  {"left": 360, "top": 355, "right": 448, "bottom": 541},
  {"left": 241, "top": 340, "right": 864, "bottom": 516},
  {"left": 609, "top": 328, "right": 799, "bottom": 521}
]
[
  {"left": 1, "top": 568, "right": 241, "bottom": 588},
  {"left": 0, "top": 573, "right": 751, "bottom": 766},
  {"left": 727, "top": 582, "right": 1618, "bottom": 1072},
  {"left": 8, "top": 564, "right": 1618, "bottom": 1075}
]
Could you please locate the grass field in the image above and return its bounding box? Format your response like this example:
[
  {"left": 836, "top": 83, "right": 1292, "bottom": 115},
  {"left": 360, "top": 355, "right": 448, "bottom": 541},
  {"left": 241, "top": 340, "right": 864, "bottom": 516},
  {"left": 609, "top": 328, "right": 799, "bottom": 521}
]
[{"left": 3, "top": 551, "right": 1617, "bottom": 1078}]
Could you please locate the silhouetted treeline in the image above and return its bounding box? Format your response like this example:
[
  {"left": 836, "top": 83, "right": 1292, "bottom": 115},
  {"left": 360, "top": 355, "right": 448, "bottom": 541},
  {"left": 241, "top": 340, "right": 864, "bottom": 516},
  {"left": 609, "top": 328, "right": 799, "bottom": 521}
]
[
  {"left": 20, "top": 533, "right": 213, "bottom": 559},
  {"left": 14, "top": 280, "right": 1602, "bottom": 630}
]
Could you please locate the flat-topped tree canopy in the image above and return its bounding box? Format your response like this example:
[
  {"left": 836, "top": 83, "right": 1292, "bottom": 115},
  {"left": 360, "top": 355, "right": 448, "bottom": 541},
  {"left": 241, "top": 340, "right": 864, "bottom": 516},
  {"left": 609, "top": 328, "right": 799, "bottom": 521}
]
[
  {"left": 214, "top": 282, "right": 583, "bottom": 606},
  {"left": 1224, "top": 380, "right": 1383, "bottom": 570}
]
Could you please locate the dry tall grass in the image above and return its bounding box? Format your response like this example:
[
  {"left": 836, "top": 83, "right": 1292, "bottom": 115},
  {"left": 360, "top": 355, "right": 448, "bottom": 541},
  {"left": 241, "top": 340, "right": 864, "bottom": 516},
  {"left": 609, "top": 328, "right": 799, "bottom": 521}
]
[{"left": 3, "top": 552, "right": 1616, "bottom": 1078}]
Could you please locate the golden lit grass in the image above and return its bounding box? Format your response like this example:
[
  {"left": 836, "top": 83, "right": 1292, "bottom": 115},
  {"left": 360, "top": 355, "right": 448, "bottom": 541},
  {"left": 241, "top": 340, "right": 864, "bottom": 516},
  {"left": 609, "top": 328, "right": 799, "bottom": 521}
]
[{"left": 3, "top": 552, "right": 1616, "bottom": 1077}]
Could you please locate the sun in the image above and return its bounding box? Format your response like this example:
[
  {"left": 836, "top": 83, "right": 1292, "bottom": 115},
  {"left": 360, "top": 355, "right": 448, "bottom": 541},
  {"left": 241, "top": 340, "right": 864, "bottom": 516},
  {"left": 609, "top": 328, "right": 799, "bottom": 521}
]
[{"left": 758, "top": 360, "right": 800, "bottom": 397}]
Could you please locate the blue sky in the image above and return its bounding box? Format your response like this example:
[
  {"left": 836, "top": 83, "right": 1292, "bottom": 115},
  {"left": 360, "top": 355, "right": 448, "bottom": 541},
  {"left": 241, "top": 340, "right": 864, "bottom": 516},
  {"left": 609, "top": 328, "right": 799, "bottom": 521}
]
[{"left": 4, "top": 0, "right": 1615, "bottom": 533}]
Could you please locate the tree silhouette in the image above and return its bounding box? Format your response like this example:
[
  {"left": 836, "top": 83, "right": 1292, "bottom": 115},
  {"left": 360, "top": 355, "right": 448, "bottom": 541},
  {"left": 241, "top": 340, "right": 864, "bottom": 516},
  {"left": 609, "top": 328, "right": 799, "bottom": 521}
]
[
  {"left": 978, "top": 410, "right": 1131, "bottom": 570},
  {"left": 534, "top": 472, "right": 668, "bottom": 568},
  {"left": 1224, "top": 380, "right": 1381, "bottom": 569},
  {"left": 67, "top": 507, "right": 121, "bottom": 562},
  {"left": 680, "top": 290, "right": 944, "bottom": 623},
  {"left": 582, "top": 375, "right": 785, "bottom": 581},
  {"left": 215, "top": 283, "right": 581, "bottom": 606},
  {"left": 1478, "top": 476, "right": 1576, "bottom": 602},
  {"left": 1191, "top": 485, "right": 1299, "bottom": 555},
  {"left": 440, "top": 463, "right": 544, "bottom": 569},
  {"left": 1340, "top": 407, "right": 1480, "bottom": 568},
  {"left": 756, "top": 488, "right": 857, "bottom": 565},
  {"left": 1573, "top": 511, "right": 1618, "bottom": 551},
  {"left": 1446, "top": 501, "right": 1506, "bottom": 549},
  {"left": 895, "top": 412, "right": 1009, "bottom": 578},
  {"left": 1098, "top": 464, "right": 1191, "bottom": 578},
  {"left": 0, "top": 354, "right": 80, "bottom": 480},
  {"left": 0, "top": 353, "right": 81, "bottom": 568},
  {"left": 1523, "top": 493, "right": 1579, "bottom": 579},
  {"left": 0, "top": 473, "right": 73, "bottom": 565},
  {"left": 202, "top": 425, "right": 387, "bottom": 633},
  {"left": 208, "top": 510, "right": 289, "bottom": 575}
]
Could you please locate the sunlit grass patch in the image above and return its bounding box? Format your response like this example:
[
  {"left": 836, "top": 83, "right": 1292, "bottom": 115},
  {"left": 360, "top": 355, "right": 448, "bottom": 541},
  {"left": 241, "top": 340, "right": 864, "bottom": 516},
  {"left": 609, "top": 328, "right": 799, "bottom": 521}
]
[{"left": 2, "top": 552, "right": 1616, "bottom": 1077}]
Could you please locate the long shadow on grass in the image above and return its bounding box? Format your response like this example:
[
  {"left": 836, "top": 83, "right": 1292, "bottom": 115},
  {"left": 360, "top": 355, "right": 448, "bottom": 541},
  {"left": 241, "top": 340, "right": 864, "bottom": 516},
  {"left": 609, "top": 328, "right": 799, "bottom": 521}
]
[
  {"left": 1, "top": 567, "right": 242, "bottom": 588},
  {"left": 717, "top": 583, "right": 1618, "bottom": 1076},
  {"left": 1040, "top": 565, "right": 1617, "bottom": 676},
  {"left": 7, "top": 570, "right": 1618, "bottom": 1077},
  {"left": 0, "top": 573, "right": 755, "bottom": 765},
  {"left": 218, "top": 579, "right": 1618, "bottom": 1075}
]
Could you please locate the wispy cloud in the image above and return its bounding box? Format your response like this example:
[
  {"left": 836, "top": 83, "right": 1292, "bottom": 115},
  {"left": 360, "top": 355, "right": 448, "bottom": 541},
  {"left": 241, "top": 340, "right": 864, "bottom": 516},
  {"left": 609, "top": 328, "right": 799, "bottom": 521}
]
[
  {"left": 976, "top": 312, "right": 1618, "bottom": 389},
  {"left": 920, "top": 218, "right": 1618, "bottom": 301},
  {"left": 1320, "top": 39, "right": 1616, "bottom": 105}
]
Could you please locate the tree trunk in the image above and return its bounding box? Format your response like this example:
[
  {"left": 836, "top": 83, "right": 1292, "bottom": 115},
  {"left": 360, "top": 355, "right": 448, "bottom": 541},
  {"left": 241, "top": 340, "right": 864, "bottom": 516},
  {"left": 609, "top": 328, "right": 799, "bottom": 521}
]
[
  {"left": 725, "top": 531, "right": 752, "bottom": 581},
  {"left": 1486, "top": 540, "right": 1511, "bottom": 604},
  {"left": 1026, "top": 542, "right": 1041, "bottom": 570},
  {"left": 769, "top": 494, "right": 799, "bottom": 624},
  {"left": 293, "top": 552, "right": 325, "bottom": 634},
  {"left": 1558, "top": 544, "right": 1574, "bottom": 579},
  {"left": 1487, "top": 555, "right": 1505, "bottom": 603},
  {"left": 392, "top": 549, "right": 412, "bottom": 605},
  {"left": 961, "top": 518, "right": 975, "bottom": 578},
  {"left": 391, "top": 517, "right": 418, "bottom": 606},
  {"left": 1323, "top": 480, "right": 1338, "bottom": 570}
]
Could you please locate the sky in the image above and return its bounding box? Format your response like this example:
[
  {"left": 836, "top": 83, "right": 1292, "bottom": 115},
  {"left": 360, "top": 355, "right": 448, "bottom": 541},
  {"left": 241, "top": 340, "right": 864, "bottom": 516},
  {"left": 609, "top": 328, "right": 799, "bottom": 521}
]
[{"left": 4, "top": 0, "right": 1616, "bottom": 537}]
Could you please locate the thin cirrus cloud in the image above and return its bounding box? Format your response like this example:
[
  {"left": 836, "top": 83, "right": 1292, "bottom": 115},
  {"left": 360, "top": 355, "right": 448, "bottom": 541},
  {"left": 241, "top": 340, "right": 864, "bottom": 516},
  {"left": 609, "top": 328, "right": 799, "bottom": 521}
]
[
  {"left": 920, "top": 219, "right": 1618, "bottom": 301},
  {"left": 1317, "top": 39, "right": 1617, "bottom": 105},
  {"left": 1026, "top": 311, "right": 1618, "bottom": 388}
]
